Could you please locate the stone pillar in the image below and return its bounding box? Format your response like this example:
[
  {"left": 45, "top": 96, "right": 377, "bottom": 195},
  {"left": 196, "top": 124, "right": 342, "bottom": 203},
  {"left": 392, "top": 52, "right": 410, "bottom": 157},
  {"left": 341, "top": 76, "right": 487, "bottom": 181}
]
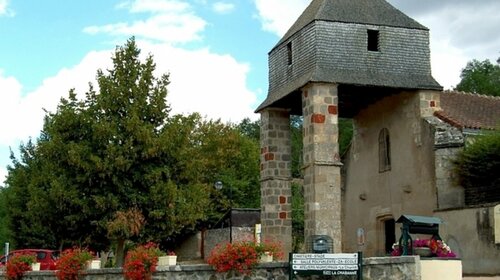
[
  {"left": 259, "top": 108, "right": 292, "bottom": 256},
  {"left": 301, "top": 83, "right": 342, "bottom": 253},
  {"left": 419, "top": 90, "right": 441, "bottom": 117}
]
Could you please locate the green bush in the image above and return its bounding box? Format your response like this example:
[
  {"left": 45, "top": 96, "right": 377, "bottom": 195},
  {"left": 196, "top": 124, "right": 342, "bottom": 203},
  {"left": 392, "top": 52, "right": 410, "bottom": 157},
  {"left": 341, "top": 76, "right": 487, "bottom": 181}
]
[{"left": 454, "top": 131, "right": 500, "bottom": 191}]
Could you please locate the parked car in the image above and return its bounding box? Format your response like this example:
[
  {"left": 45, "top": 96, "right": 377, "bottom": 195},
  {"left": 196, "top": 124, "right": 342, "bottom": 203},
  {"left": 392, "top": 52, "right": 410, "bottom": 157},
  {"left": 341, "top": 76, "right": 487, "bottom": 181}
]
[{"left": 0, "top": 249, "right": 59, "bottom": 270}]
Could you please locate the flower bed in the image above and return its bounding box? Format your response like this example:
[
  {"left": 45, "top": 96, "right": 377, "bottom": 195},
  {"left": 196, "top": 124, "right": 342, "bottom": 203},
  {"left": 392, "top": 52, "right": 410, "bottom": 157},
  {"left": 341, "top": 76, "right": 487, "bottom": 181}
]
[
  {"left": 207, "top": 239, "right": 283, "bottom": 275},
  {"left": 123, "top": 242, "right": 164, "bottom": 280},
  {"left": 55, "top": 247, "right": 94, "bottom": 280},
  {"left": 5, "top": 253, "right": 36, "bottom": 280},
  {"left": 391, "top": 238, "right": 456, "bottom": 258}
]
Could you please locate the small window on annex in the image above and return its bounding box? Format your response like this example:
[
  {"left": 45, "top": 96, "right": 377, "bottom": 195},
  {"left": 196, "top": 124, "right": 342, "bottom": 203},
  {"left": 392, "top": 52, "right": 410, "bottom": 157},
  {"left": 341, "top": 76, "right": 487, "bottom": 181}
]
[
  {"left": 367, "top": 29, "right": 379, "bottom": 52},
  {"left": 379, "top": 128, "right": 391, "bottom": 172},
  {"left": 287, "top": 42, "right": 293, "bottom": 65}
]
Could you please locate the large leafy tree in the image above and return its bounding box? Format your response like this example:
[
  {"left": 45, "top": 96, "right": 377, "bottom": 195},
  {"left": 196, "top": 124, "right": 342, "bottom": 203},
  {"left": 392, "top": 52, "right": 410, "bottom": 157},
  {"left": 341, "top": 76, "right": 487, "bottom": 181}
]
[
  {"left": 455, "top": 58, "right": 500, "bottom": 96},
  {"left": 3, "top": 38, "right": 261, "bottom": 259}
]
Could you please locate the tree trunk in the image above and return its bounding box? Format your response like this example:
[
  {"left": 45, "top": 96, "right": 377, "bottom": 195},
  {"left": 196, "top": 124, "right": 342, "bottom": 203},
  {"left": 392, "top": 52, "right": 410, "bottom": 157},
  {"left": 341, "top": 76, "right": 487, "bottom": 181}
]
[{"left": 115, "top": 239, "right": 126, "bottom": 268}]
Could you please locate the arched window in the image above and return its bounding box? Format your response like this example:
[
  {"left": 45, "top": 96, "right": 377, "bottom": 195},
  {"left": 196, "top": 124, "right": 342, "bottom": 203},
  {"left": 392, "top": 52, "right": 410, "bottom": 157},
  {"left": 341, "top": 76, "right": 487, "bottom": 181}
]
[{"left": 379, "top": 128, "right": 391, "bottom": 172}]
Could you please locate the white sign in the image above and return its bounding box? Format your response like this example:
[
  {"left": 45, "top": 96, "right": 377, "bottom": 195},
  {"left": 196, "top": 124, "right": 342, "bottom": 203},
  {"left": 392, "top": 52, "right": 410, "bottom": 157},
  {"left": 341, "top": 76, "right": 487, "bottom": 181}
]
[{"left": 291, "top": 253, "right": 359, "bottom": 271}]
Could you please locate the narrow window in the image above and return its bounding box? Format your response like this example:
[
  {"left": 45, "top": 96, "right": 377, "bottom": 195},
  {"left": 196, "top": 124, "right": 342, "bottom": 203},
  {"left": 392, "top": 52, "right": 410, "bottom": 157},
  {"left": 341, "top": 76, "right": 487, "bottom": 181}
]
[
  {"left": 367, "top": 29, "right": 379, "bottom": 52},
  {"left": 379, "top": 128, "right": 391, "bottom": 172},
  {"left": 287, "top": 42, "right": 293, "bottom": 65}
]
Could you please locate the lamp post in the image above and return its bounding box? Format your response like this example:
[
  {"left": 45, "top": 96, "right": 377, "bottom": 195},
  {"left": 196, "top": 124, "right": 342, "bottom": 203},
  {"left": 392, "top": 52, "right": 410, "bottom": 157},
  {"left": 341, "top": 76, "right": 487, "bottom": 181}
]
[{"left": 215, "top": 181, "right": 232, "bottom": 243}]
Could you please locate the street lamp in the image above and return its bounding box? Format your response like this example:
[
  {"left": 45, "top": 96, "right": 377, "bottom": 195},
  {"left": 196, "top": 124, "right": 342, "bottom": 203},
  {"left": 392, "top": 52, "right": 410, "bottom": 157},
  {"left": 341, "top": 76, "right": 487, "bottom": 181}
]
[
  {"left": 214, "top": 181, "right": 223, "bottom": 191},
  {"left": 214, "top": 181, "right": 232, "bottom": 243}
]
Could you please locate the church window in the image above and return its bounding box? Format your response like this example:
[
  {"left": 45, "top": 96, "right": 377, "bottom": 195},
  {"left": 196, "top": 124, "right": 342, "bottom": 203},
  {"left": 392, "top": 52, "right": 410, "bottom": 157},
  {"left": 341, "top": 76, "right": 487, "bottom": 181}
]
[
  {"left": 287, "top": 42, "right": 293, "bottom": 65},
  {"left": 367, "top": 29, "right": 379, "bottom": 52},
  {"left": 379, "top": 128, "right": 391, "bottom": 172}
]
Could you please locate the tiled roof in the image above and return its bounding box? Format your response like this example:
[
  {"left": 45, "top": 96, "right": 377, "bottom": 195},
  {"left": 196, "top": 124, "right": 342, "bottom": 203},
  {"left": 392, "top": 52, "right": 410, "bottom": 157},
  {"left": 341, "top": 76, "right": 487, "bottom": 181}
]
[
  {"left": 435, "top": 91, "right": 500, "bottom": 130},
  {"left": 276, "top": 0, "right": 427, "bottom": 48}
]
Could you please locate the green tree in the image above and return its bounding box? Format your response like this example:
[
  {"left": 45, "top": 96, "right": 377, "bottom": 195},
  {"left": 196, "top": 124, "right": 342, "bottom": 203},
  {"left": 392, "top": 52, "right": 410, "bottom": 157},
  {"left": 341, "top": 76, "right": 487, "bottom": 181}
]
[
  {"left": 0, "top": 187, "right": 12, "bottom": 248},
  {"left": 454, "top": 131, "right": 500, "bottom": 203},
  {"left": 455, "top": 58, "right": 500, "bottom": 96},
  {"left": 4, "top": 38, "right": 262, "bottom": 258},
  {"left": 236, "top": 118, "right": 260, "bottom": 141}
]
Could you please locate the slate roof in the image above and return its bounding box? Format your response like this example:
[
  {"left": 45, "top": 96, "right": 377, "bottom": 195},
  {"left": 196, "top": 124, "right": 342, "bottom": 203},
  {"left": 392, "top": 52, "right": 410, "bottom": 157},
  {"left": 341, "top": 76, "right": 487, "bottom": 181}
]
[
  {"left": 435, "top": 91, "right": 500, "bottom": 130},
  {"left": 275, "top": 0, "right": 428, "bottom": 49}
]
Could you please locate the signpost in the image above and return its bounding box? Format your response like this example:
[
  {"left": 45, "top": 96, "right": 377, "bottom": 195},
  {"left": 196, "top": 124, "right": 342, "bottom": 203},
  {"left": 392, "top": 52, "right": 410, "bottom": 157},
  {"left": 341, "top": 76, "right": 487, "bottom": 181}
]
[{"left": 289, "top": 252, "right": 362, "bottom": 279}]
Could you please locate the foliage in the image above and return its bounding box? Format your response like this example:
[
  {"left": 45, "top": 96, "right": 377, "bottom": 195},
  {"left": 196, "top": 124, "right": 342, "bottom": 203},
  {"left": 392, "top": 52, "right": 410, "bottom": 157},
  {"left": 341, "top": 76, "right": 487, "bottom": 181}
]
[
  {"left": 339, "top": 118, "right": 354, "bottom": 156},
  {"left": 454, "top": 132, "right": 500, "bottom": 195},
  {"left": 455, "top": 58, "right": 500, "bottom": 96},
  {"left": 291, "top": 182, "right": 304, "bottom": 252},
  {"left": 254, "top": 239, "right": 284, "bottom": 260},
  {"left": 55, "top": 248, "right": 93, "bottom": 280},
  {"left": 391, "top": 239, "right": 456, "bottom": 258},
  {"left": 0, "top": 188, "right": 12, "bottom": 246},
  {"left": 3, "top": 38, "right": 262, "bottom": 253},
  {"left": 207, "top": 241, "right": 259, "bottom": 275},
  {"left": 107, "top": 208, "right": 145, "bottom": 267},
  {"left": 207, "top": 240, "right": 283, "bottom": 275},
  {"left": 123, "top": 242, "right": 163, "bottom": 280},
  {"left": 236, "top": 118, "right": 260, "bottom": 141},
  {"left": 5, "top": 253, "right": 36, "bottom": 280}
]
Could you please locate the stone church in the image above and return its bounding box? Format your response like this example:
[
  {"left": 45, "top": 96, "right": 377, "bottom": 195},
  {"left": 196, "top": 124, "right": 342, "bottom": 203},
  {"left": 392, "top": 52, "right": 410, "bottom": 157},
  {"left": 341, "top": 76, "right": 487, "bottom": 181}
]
[{"left": 256, "top": 0, "right": 500, "bottom": 275}]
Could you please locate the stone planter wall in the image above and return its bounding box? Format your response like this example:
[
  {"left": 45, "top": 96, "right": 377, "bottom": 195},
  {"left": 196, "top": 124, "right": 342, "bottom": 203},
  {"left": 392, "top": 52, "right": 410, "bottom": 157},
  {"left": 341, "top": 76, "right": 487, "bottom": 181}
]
[{"left": 0, "top": 256, "right": 463, "bottom": 280}]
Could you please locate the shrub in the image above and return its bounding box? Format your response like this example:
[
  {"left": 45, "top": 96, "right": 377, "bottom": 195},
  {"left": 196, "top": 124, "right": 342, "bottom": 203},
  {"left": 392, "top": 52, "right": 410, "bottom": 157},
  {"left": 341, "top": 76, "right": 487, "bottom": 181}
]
[
  {"left": 454, "top": 132, "right": 500, "bottom": 204},
  {"left": 207, "top": 239, "right": 283, "bottom": 275},
  {"left": 5, "top": 253, "right": 36, "bottom": 280},
  {"left": 55, "top": 248, "right": 93, "bottom": 280},
  {"left": 123, "top": 242, "right": 163, "bottom": 280}
]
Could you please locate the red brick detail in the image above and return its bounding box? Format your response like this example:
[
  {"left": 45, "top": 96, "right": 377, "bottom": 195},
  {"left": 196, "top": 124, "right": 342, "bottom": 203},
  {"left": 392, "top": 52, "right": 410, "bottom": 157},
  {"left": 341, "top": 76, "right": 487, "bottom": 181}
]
[
  {"left": 430, "top": 100, "right": 436, "bottom": 107},
  {"left": 264, "top": 153, "right": 275, "bottom": 161},
  {"left": 279, "top": 212, "right": 287, "bottom": 219},
  {"left": 311, "top": 114, "right": 325, "bottom": 123},
  {"left": 303, "top": 90, "right": 308, "bottom": 98},
  {"left": 261, "top": 147, "right": 268, "bottom": 154},
  {"left": 328, "top": 105, "right": 338, "bottom": 115},
  {"left": 279, "top": 196, "right": 286, "bottom": 204}
]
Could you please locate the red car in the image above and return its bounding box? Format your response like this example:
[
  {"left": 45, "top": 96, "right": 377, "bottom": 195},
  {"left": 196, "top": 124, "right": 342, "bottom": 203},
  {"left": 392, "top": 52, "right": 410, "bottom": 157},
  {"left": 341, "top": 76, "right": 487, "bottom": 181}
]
[{"left": 0, "top": 249, "right": 59, "bottom": 270}]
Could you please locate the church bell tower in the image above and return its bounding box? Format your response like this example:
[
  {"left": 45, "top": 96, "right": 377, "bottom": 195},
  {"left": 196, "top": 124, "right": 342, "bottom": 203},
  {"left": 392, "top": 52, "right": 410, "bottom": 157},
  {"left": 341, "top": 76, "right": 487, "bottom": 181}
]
[{"left": 256, "top": 0, "right": 441, "bottom": 254}]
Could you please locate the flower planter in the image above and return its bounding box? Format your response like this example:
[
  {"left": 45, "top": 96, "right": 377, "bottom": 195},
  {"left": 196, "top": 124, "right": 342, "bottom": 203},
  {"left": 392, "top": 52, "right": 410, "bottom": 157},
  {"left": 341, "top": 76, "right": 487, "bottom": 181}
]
[
  {"left": 260, "top": 252, "right": 273, "bottom": 263},
  {"left": 414, "top": 247, "right": 433, "bottom": 257},
  {"left": 86, "top": 260, "right": 101, "bottom": 269},
  {"left": 158, "top": 255, "right": 177, "bottom": 266},
  {"left": 31, "top": 262, "right": 41, "bottom": 271}
]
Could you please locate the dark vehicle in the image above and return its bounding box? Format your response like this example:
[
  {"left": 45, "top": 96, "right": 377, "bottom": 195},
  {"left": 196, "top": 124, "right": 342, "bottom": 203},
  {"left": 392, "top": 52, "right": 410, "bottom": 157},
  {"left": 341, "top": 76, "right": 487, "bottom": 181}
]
[{"left": 0, "top": 249, "right": 59, "bottom": 270}]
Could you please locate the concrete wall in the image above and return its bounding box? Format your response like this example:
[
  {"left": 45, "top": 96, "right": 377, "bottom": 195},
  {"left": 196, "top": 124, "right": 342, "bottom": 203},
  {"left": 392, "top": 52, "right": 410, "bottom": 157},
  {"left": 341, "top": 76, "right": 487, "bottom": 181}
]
[
  {"left": 202, "top": 227, "right": 257, "bottom": 261},
  {"left": 435, "top": 207, "right": 500, "bottom": 275},
  {"left": 0, "top": 256, "right": 460, "bottom": 280},
  {"left": 343, "top": 92, "right": 437, "bottom": 256}
]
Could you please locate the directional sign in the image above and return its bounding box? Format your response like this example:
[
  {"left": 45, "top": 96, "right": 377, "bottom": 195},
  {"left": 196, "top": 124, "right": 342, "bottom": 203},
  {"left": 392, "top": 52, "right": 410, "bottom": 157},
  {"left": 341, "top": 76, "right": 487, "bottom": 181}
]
[{"left": 289, "top": 253, "right": 362, "bottom": 280}]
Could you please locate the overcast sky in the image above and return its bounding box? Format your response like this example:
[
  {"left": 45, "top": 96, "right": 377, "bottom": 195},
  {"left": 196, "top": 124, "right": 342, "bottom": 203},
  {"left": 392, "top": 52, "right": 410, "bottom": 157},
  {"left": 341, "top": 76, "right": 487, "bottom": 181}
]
[{"left": 0, "top": 0, "right": 499, "bottom": 184}]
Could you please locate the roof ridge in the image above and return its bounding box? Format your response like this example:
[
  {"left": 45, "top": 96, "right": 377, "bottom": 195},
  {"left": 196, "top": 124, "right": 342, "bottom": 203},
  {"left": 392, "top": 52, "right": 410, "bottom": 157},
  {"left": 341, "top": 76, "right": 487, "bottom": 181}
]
[{"left": 442, "top": 90, "right": 500, "bottom": 100}]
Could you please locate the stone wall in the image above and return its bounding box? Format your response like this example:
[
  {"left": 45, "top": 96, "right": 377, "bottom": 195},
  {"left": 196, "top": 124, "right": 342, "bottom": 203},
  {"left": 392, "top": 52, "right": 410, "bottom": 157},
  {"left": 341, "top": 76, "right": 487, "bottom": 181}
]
[
  {"left": 343, "top": 91, "right": 437, "bottom": 256},
  {"left": 0, "top": 256, "right": 460, "bottom": 280}
]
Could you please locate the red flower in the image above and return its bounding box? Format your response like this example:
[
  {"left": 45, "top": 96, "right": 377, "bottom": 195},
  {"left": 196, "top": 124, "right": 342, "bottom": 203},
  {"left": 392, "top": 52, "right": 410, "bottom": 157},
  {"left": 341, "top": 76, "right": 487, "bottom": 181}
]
[
  {"left": 55, "top": 247, "right": 94, "bottom": 280},
  {"left": 207, "top": 239, "right": 283, "bottom": 275},
  {"left": 123, "top": 242, "right": 163, "bottom": 280},
  {"left": 5, "top": 253, "right": 36, "bottom": 280}
]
